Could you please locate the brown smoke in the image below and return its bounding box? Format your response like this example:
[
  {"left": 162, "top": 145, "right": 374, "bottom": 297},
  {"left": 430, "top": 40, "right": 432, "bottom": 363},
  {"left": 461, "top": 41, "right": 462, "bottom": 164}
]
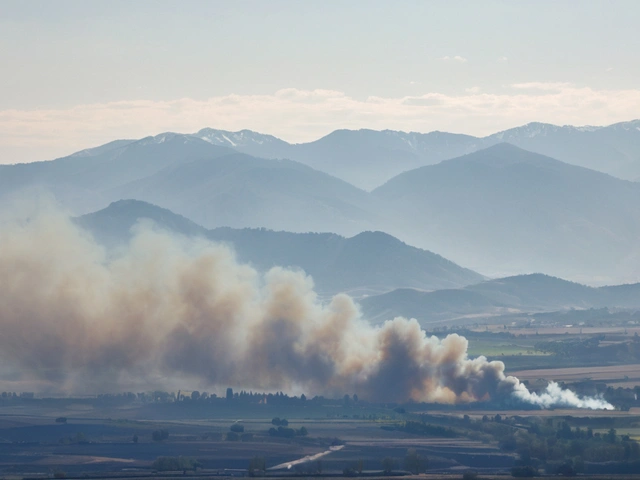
[{"left": 0, "top": 204, "right": 609, "bottom": 408}]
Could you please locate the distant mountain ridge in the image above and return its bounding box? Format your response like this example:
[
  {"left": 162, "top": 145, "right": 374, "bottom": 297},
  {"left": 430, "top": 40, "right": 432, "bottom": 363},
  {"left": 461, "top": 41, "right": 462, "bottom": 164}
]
[
  {"left": 360, "top": 273, "right": 640, "bottom": 324},
  {"left": 5, "top": 129, "right": 640, "bottom": 284},
  {"left": 77, "top": 200, "right": 485, "bottom": 295},
  {"left": 184, "top": 120, "right": 640, "bottom": 189},
  {"left": 0, "top": 134, "right": 380, "bottom": 236},
  {"left": 371, "top": 143, "right": 640, "bottom": 282}
]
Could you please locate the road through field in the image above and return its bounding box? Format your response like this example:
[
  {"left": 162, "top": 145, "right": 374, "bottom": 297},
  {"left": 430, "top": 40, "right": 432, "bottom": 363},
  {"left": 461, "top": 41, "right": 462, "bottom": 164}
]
[{"left": 268, "top": 445, "right": 344, "bottom": 470}]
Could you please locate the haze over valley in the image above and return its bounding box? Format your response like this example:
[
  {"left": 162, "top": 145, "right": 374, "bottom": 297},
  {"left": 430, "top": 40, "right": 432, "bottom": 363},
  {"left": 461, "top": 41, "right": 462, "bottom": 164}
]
[
  {"left": 4, "top": 122, "right": 640, "bottom": 283},
  {"left": 3, "top": 3, "right": 640, "bottom": 477}
]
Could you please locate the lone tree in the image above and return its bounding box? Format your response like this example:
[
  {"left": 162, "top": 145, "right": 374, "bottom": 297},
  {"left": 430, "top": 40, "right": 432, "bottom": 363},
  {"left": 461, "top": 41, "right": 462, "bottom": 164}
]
[
  {"left": 381, "top": 457, "right": 397, "bottom": 474},
  {"left": 404, "top": 448, "right": 427, "bottom": 474},
  {"left": 248, "top": 456, "right": 266, "bottom": 476}
]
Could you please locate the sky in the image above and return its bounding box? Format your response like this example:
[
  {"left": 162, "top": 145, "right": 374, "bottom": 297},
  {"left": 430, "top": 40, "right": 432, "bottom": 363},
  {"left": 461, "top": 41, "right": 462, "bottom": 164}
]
[{"left": 1, "top": 0, "right": 639, "bottom": 163}]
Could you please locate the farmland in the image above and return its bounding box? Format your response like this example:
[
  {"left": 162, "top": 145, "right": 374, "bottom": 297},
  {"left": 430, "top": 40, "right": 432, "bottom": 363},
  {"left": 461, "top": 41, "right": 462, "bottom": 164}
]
[
  {"left": 1, "top": 389, "right": 640, "bottom": 479},
  {"left": 2, "top": 317, "right": 640, "bottom": 479}
]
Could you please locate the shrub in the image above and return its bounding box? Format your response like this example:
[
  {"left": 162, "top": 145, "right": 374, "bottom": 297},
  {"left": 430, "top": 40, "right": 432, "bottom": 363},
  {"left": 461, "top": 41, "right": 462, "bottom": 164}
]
[
  {"left": 152, "top": 456, "right": 199, "bottom": 472},
  {"left": 511, "top": 465, "right": 537, "bottom": 477},
  {"left": 268, "top": 426, "right": 296, "bottom": 438},
  {"left": 343, "top": 467, "right": 357, "bottom": 477}
]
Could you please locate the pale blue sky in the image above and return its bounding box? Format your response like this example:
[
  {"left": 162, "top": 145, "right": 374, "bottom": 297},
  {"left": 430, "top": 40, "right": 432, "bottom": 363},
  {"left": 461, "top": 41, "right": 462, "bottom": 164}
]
[{"left": 1, "top": 0, "right": 639, "bottom": 162}]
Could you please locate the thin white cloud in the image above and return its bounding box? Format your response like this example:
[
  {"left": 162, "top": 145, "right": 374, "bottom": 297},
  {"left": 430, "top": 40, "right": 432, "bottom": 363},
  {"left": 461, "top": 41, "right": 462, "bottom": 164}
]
[
  {"left": 511, "top": 82, "right": 573, "bottom": 91},
  {"left": 442, "top": 55, "right": 467, "bottom": 63},
  {"left": 497, "top": 56, "right": 509, "bottom": 63},
  {"left": 1, "top": 84, "right": 640, "bottom": 163},
  {"left": 465, "top": 86, "right": 481, "bottom": 94}
]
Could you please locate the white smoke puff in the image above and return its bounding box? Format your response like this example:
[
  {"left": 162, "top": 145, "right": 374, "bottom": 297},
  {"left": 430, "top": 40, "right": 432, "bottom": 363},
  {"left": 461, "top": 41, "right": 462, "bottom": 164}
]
[
  {"left": 0, "top": 204, "right": 618, "bottom": 409},
  {"left": 512, "top": 381, "right": 614, "bottom": 410}
]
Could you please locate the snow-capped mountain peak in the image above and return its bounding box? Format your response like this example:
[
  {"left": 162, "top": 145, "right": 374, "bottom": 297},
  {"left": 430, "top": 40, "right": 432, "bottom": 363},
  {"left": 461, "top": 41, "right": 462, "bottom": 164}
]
[
  {"left": 608, "top": 119, "right": 640, "bottom": 132},
  {"left": 195, "top": 128, "right": 286, "bottom": 148},
  {"left": 134, "top": 132, "right": 199, "bottom": 147}
]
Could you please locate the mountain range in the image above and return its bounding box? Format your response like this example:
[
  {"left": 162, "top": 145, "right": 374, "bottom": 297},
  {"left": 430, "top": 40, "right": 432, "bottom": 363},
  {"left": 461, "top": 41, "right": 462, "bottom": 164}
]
[
  {"left": 360, "top": 273, "right": 640, "bottom": 325},
  {"left": 78, "top": 200, "right": 640, "bottom": 324},
  {"left": 191, "top": 120, "right": 640, "bottom": 190},
  {"left": 77, "top": 199, "right": 484, "bottom": 296},
  {"left": 4, "top": 121, "right": 640, "bottom": 284},
  {"left": 1, "top": 133, "right": 379, "bottom": 236},
  {"left": 371, "top": 143, "right": 640, "bottom": 281}
]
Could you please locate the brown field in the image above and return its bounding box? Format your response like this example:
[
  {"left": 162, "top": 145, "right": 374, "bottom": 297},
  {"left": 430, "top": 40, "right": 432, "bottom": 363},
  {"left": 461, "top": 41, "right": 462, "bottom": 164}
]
[
  {"left": 2, "top": 401, "right": 640, "bottom": 478},
  {"left": 511, "top": 364, "right": 640, "bottom": 383},
  {"left": 442, "top": 407, "right": 640, "bottom": 418},
  {"left": 478, "top": 325, "right": 640, "bottom": 336}
]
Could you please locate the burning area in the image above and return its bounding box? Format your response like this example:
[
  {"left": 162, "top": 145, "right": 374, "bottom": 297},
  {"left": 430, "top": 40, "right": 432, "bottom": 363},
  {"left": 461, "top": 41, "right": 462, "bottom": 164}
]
[{"left": 0, "top": 203, "right": 612, "bottom": 410}]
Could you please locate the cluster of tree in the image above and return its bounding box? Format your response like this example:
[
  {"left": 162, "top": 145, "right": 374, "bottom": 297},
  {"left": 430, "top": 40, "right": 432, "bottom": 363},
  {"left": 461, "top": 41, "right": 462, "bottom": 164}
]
[
  {"left": 225, "top": 423, "right": 253, "bottom": 442},
  {"left": 602, "top": 385, "right": 640, "bottom": 411},
  {"left": 535, "top": 336, "right": 603, "bottom": 357},
  {"left": 530, "top": 308, "right": 640, "bottom": 327},
  {"left": 0, "top": 391, "right": 31, "bottom": 401},
  {"left": 409, "top": 412, "right": 640, "bottom": 477},
  {"left": 152, "top": 429, "right": 169, "bottom": 442},
  {"left": 268, "top": 425, "right": 308, "bottom": 438},
  {"left": 404, "top": 448, "right": 428, "bottom": 474},
  {"left": 95, "top": 392, "right": 138, "bottom": 405},
  {"left": 535, "top": 335, "right": 640, "bottom": 364},
  {"left": 140, "top": 391, "right": 176, "bottom": 403},
  {"left": 151, "top": 456, "right": 199, "bottom": 472},
  {"left": 271, "top": 417, "right": 288, "bottom": 426},
  {"left": 478, "top": 416, "right": 640, "bottom": 476},
  {"left": 401, "top": 420, "right": 457, "bottom": 438},
  {"left": 0, "top": 388, "right": 373, "bottom": 410},
  {"left": 58, "top": 432, "right": 88, "bottom": 445},
  {"left": 226, "top": 431, "right": 254, "bottom": 441},
  {"left": 343, "top": 459, "right": 364, "bottom": 476}
]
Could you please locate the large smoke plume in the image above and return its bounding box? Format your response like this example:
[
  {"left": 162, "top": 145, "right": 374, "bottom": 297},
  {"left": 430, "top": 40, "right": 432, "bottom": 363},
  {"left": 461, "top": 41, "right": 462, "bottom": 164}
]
[{"left": 0, "top": 204, "right": 612, "bottom": 409}]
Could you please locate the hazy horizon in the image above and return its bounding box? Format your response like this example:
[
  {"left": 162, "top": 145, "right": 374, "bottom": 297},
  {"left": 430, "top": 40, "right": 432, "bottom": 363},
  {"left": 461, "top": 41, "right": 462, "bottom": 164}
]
[
  {"left": 2, "top": 0, "right": 639, "bottom": 163},
  {"left": 2, "top": 117, "right": 639, "bottom": 166}
]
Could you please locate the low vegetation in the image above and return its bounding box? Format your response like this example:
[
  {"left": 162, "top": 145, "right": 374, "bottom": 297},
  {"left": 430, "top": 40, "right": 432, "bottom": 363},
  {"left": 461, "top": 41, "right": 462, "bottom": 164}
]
[{"left": 152, "top": 456, "right": 199, "bottom": 472}]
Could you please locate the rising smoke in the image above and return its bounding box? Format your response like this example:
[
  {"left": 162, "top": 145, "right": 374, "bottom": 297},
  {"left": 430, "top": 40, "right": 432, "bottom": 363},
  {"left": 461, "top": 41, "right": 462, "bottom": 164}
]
[{"left": 0, "top": 204, "right": 613, "bottom": 409}]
